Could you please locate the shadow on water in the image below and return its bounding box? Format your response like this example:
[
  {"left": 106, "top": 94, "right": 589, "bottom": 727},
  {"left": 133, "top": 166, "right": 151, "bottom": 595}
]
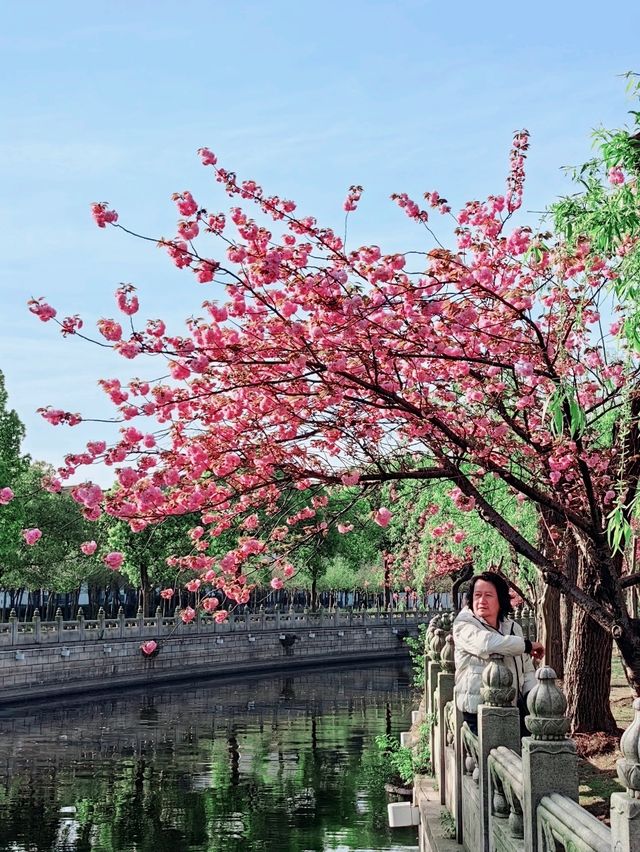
[{"left": 0, "top": 663, "right": 419, "bottom": 852}]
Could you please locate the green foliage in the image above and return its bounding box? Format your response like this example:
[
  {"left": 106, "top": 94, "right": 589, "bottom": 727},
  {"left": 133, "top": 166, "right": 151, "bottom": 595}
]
[
  {"left": 413, "top": 723, "right": 432, "bottom": 775},
  {"left": 440, "top": 809, "right": 457, "bottom": 839},
  {"left": 551, "top": 74, "right": 640, "bottom": 553},
  {"left": 294, "top": 489, "right": 386, "bottom": 591},
  {"left": 404, "top": 624, "right": 427, "bottom": 689},
  {"left": 100, "top": 512, "right": 199, "bottom": 590},
  {"left": 388, "top": 476, "right": 538, "bottom": 589},
  {"left": 0, "top": 371, "right": 92, "bottom": 592},
  {"left": 373, "top": 730, "right": 431, "bottom": 785}
]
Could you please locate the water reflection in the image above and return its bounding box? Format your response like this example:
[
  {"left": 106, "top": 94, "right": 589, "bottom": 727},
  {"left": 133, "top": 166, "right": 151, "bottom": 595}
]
[{"left": 0, "top": 664, "right": 418, "bottom": 851}]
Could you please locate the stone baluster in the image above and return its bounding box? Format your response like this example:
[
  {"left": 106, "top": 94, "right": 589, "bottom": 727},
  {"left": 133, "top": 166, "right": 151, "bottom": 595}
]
[
  {"left": 274, "top": 604, "right": 281, "bottom": 630},
  {"left": 428, "top": 627, "right": 446, "bottom": 777},
  {"left": 478, "top": 656, "right": 520, "bottom": 852},
  {"left": 437, "top": 634, "right": 456, "bottom": 805},
  {"left": 136, "top": 605, "right": 144, "bottom": 635},
  {"left": 155, "top": 606, "right": 163, "bottom": 634},
  {"left": 55, "top": 607, "right": 64, "bottom": 642},
  {"left": 97, "top": 606, "right": 106, "bottom": 638},
  {"left": 521, "top": 666, "right": 576, "bottom": 852},
  {"left": 116, "top": 606, "right": 125, "bottom": 638},
  {"left": 259, "top": 605, "right": 266, "bottom": 630},
  {"left": 9, "top": 609, "right": 17, "bottom": 645},
  {"left": 424, "top": 615, "right": 442, "bottom": 710},
  {"left": 612, "top": 697, "right": 640, "bottom": 850},
  {"left": 77, "top": 607, "right": 85, "bottom": 641},
  {"left": 32, "top": 609, "right": 41, "bottom": 644}
]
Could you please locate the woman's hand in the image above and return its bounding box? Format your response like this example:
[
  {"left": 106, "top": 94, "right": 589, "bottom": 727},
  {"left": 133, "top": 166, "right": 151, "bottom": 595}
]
[{"left": 530, "top": 641, "right": 544, "bottom": 660}]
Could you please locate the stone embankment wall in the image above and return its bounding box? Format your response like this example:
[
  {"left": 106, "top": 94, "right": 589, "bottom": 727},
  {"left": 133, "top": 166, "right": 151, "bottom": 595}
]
[{"left": 0, "top": 607, "right": 431, "bottom": 703}]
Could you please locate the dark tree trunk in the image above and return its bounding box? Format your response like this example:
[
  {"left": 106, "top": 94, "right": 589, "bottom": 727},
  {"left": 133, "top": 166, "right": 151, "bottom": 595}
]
[
  {"left": 564, "top": 605, "right": 617, "bottom": 733},
  {"left": 539, "top": 583, "right": 564, "bottom": 678},
  {"left": 560, "top": 535, "right": 578, "bottom": 665},
  {"left": 139, "top": 564, "right": 152, "bottom": 617},
  {"left": 563, "top": 536, "right": 617, "bottom": 733},
  {"left": 384, "top": 556, "right": 391, "bottom": 609},
  {"left": 534, "top": 511, "right": 565, "bottom": 676}
]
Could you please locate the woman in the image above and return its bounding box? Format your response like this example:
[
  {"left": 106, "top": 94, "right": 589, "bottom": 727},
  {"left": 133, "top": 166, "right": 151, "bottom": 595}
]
[{"left": 453, "top": 572, "right": 544, "bottom": 735}]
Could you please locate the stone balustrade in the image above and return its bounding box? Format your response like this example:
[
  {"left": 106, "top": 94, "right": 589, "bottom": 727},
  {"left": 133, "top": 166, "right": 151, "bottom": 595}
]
[
  {"left": 0, "top": 605, "right": 434, "bottom": 704},
  {"left": 413, "top": 613, "right": 640, "bottom": 852},
  {"left": 0, "top": 603, "right": 429, "bottom": 647}
]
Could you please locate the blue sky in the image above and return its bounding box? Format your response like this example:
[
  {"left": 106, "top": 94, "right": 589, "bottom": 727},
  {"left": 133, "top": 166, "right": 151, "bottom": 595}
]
[{"left": 1, "top": 0, "right": 639, "bottom": 485}]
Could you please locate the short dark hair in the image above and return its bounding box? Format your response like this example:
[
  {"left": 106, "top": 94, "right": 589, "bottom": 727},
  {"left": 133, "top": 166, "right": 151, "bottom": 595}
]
[{"left": 466, "top": 572, "right": 513, "bottom": 622}]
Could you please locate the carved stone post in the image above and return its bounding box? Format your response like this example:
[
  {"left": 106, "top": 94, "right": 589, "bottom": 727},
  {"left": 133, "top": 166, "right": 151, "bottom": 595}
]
[
  {"left": 424, "top": 614, "right": 441, "bottom": 710},
  {"left": 437, "top": 634, "right": 456, "bottom": 805},
  {"left": 56, "top": 607, "right": 64, "bottom": 642},
  {"left": 32, "top": 609, "right": 41, "bottom": 644},
  {"left": 521, "top": 666, "right": 576, "bottom": 852},
  {"left": 9, "top": 608, "right": 17, "bottom": 645},
  {"left": 428, "top": 625, "right": 446, "bottom": 777},
  {"left": 478, "top": 655, "right": 520, "bottom": 852},
  {"left": 77, "top": 607, "right": 85, "bottom": 641},
  {"left": 97, "top": 607, "right": 105, "bottom": 639},
  {"left": 612, "top": 697, "right": 640, "bottom": 850}
]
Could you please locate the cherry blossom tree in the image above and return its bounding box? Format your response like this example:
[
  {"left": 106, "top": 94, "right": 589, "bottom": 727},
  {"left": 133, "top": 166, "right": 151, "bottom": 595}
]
[{"left": 17, "top": 124, "right": 640, "bottom": 731}]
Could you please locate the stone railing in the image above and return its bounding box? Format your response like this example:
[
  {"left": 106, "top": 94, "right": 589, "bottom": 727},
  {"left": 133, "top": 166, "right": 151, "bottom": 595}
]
[
  {"left": 0, "top": 603, "right": 432, "bottom": 647},
  {"left": 414, "top": 613, "right": 640, "bottom": 852}
]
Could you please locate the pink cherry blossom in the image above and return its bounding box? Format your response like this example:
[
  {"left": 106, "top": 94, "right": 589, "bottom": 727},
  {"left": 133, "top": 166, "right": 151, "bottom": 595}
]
[
  {"left": 0, "top": 487, "right": 14, "bottom": 505},
  {"left": 270, "top": 577, "right": 284, "bottom": 590},
  {"left": 608, "top": 167, "right": 625, "bottom": 185},
  {"left": 22, "top": 528, "right": 42, "bottom": 546},
  {"left": 80, "top": 540, "right": 97, "bottom": 555},
  {"left": 91, "top": 202, "right": 118, "bottom": 228},
  {"left": 140, "top": 640, "right": 158, "bottom": 656},
  {"left": 103, "top": 551, "right": 124, "bottom": 570},
  {"left": 341, "top": 471, "right": 361, "bottom": 486},
  {"left": 27, "top": 297, "right": 57, "bottom": 322},
  {"left": 115, "top": 285, "right": 139, "bottom": 316},
  {"left": 160, "top": 588, "right": 175, "bottom": 600},
  {"left": 202, "top": 597, "right": 220, "bottom": 612},
  {"left": 97, "top": 319, "right": 123, "bottom": 342},
  {"left": 374, "top": 507, "right": 392, "bottom": 528},
  {"left": 181, "top": 606, "right": 196, "bottom": 624}
]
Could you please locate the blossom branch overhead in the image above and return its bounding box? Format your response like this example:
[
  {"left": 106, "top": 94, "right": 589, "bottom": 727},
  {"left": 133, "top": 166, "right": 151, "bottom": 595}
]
[{"left": 10, "top": 129, "right": 637, "bottom": 625}]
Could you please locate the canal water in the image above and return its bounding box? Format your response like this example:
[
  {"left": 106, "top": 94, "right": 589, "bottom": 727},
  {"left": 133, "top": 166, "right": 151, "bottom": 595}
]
[{"left": 0, "top": 663, "right": 419, "bottom": 852}]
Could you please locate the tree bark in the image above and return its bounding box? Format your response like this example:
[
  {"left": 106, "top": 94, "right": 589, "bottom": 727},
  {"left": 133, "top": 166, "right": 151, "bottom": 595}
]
[
  {"left": 139, "top": 564, "right": 151, "bottom": 617},
  {"left": 560, "top": 534, "right": 578, "bottom": 666},
  {"left": 539, "top": 583, "right": 564, "bottom": 677},
  {"left": 563, "top": 535, "right": 617, "bottom": 733},
  {"left": 564, "top": 605, "right": 617, "bottom": 733},
  {"left": 535, "top": 511, "right": 565, "bottom": 676}
]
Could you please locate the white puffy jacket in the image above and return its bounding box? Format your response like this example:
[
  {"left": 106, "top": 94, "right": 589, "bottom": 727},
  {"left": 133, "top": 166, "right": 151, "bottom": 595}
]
[{"left": 452, "top": 606, "right": 537, "bottom": 713}]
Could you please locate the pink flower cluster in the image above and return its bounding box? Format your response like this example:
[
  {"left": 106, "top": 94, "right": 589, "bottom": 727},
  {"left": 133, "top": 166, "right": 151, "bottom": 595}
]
[{"left": 91, "top": 202, "right": 118, "bottom": 228}]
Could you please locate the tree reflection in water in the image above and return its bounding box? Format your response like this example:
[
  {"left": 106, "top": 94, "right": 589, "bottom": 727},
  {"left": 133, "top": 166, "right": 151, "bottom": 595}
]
[{"left": 0, "top": 664, "right": 418, "bottom": 852}]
